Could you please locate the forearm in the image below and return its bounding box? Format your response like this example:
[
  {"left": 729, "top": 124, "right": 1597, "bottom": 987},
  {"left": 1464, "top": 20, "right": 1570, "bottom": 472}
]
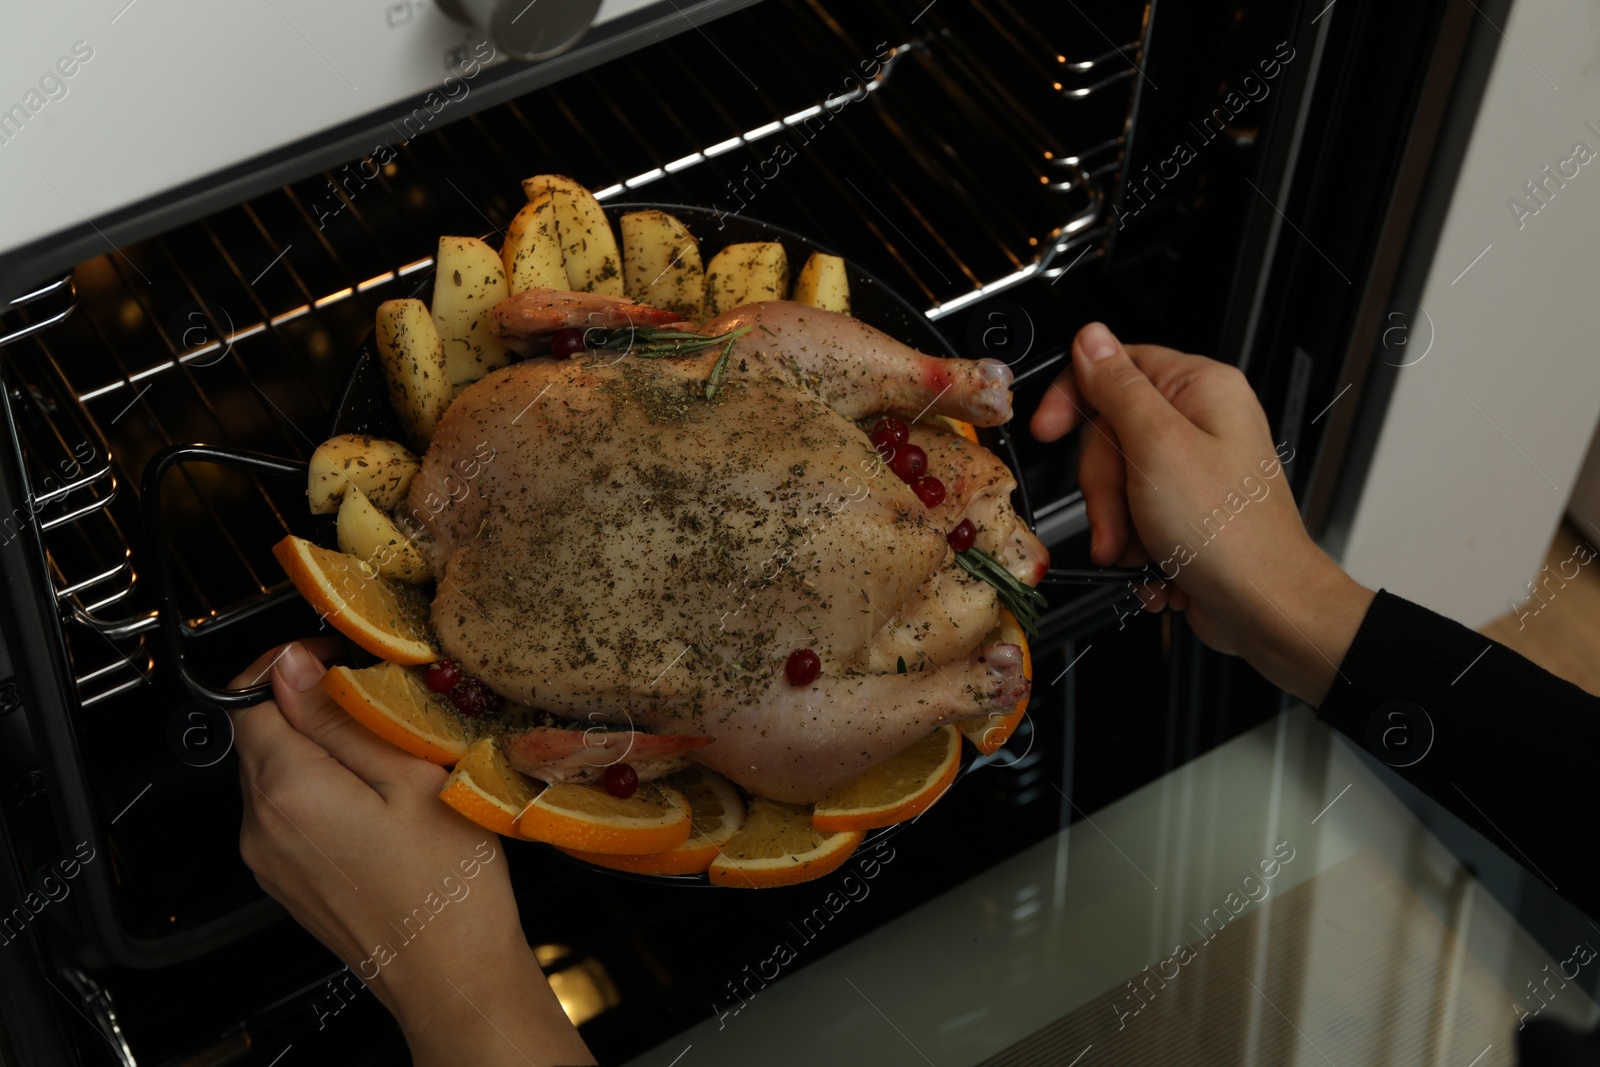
[
  {"left": 1311, "top": 589, "right": 1600, "bottom": 919},
  {"left": 396, "top": 938, "right": 596, "bottom": 1066},
  {"left": 1237, "top": 549, "right": 1375, "bottom": 706}
]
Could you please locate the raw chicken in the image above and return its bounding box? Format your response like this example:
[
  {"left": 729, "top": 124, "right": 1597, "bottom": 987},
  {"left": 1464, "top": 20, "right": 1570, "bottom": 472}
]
[
  {"left": 501, "top": 725, "right": 712, "bottom": 786},
  {"left": 409, "top": 298, "right": 1046, "bottom": 803},
  {"left": 492, "top": 288, "right": 687, "bottom": 356}
]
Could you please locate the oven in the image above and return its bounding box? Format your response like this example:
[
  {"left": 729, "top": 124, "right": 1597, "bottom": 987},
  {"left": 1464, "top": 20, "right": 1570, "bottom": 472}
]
[{"left": 3, "top": 0, "right": 1589, "bottom": 1064}]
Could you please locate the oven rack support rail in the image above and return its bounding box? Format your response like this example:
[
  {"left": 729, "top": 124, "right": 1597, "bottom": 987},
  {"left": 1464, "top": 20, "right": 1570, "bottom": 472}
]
[
  {"left": 0, "top": 275, "right": 75, "bottom": 348},
  {"left": 1, "top": 275, "right": 155, "bottom": 706}
]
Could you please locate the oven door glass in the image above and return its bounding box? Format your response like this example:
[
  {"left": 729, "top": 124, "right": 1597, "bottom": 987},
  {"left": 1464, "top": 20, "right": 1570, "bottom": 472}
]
[{"left": 621, "top": 706, "right": 1595, "bottom": 1066}]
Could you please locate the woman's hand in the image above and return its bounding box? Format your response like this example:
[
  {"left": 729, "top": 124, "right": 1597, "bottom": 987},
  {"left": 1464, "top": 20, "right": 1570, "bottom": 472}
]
[
  {"left": 231, "top": 642, "right": 594, "bottom": 1065},
  {"left": 1030, "top": 322, "right": 1373, "bottom": 704}
]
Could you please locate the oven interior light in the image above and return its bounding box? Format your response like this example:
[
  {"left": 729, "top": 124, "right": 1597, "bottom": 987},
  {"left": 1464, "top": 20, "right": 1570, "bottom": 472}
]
[
  {"left": 547, "top": 957, "right": 621, "bottom": 1027},
  {"left": 534, "top": 943, "right": 571, "bottom": 967}
]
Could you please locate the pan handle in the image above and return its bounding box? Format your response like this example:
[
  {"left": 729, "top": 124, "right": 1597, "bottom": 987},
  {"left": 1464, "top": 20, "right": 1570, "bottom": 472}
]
[
  {"left": 1040, "top": 565, "right": 1161, "bottom": 587},
  {"left": 141, "top": 444, "right": 309, "bottom": 710}
]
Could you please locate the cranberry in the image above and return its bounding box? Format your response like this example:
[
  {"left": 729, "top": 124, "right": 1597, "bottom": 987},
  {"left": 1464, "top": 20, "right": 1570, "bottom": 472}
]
[
  {"left": 603, "top": 763, "right": 639, "bottom": 800},
  {"left": 870, "top": 417, "right": 910, "bottom": 448},
  {"left": 549, "top": 327, "right": 587, "bottom": 358},
  {"left": 785, "top": 648, "right": 821, "bottom": 687},
  {"left": 887, "top": 443, "right": 927, "bottom": 484},
  {"left": 913, "top": 476, "right": 946, "bottom": 508},
  {"left": 450, "top": 677, "right": 504, "bottom": 719},
  {"left": 425, "top": 658, "right": 462, "bottom": 693},
  {"left": 947, "top": 518, "right": 977, "bottom": 553}
]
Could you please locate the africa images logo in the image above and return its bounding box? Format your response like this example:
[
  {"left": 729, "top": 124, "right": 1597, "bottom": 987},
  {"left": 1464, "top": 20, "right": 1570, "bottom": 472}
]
[
  {"left": 1115, "top": 41, "right": 1297, "bottom": 229},
  {"left": 1365, "top": 699, "right": 1434, "bottom": 768},
  {"left": 0, "top": 41, "right": 95, "bottom": 148}
]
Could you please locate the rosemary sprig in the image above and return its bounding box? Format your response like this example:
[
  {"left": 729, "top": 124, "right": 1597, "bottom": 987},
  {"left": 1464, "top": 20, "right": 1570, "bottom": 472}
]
[
  {"left": 955, "top": 546, "right": 1048, "bottom": 637},
  {"left": 582, "top": 324, "right": 750, "bottom": 401},
  {"left": 588, "top": 324, "right": 751, "bottom": 359},
  {"left": 705, "top": 334, "right": 736, "bottom": 401}
]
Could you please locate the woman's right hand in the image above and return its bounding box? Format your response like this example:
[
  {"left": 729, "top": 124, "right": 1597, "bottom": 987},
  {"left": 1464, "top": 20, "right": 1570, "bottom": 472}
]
[{"left": 1030, "top": 322, "right": 1373, "bottom": 704}]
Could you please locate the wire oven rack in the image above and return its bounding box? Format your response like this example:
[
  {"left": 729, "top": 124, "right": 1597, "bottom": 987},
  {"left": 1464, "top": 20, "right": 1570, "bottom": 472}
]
[{"left": 2, "top": 0, "right": 1147, "bottom": 716}]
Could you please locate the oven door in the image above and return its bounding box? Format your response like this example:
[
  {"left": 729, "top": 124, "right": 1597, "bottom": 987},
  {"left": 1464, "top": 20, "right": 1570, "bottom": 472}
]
[{"left": 614, "top": 700, "right": 1596, "bottom": 1066}]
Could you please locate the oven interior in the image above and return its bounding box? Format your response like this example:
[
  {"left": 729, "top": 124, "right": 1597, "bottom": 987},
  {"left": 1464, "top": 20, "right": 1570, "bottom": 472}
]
[{"left": 0, "top": 0, "right": 1312, "bottom": 1061}]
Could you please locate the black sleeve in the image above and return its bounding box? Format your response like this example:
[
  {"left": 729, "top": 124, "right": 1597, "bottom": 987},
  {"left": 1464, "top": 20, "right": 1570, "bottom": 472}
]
[{"left": 1314, "top": 589, "right": 1600, "bottom": 921}]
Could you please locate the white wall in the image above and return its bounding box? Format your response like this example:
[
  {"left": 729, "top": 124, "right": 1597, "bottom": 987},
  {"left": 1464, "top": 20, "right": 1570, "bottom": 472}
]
[
  {"left": 1569, "top": 423, "right": 1600, "bottom": 535},
  {"left": 1339, "top": 0, "right": 1600, "bottom": 628}
]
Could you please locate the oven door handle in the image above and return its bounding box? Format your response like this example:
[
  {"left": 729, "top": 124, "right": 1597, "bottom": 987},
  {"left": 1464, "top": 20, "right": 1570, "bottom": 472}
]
[{"left": 141, "top": 444, "right": 309, "bottom": 710}]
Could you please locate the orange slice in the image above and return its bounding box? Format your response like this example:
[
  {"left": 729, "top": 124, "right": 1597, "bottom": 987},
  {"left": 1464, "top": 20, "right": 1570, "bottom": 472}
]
[
  {"left": 440, "top": 737, "right": 542, "bottom": 838},
  {"left": 273, "top": 535, "right": 439, "bottom": 665},
  {"left": 932, "top": 414, "right": 980, "bottom": 444},
  {"left": 559, "top": 767, "right": 746, "bottom": 875},
  {"left": 812, "top": 725, "right": 961, "bottom": 832},
  {"left": 708, "top": 797, "right": 863, "bottom": 889},
  {"left": 321, "top": 661, "right": 475, "bottom": 765},
  {"left": 888, "top": 413, "right": 979, "bottom": 443},
  {"left": 516, "top": 782, "right": 691, "bottom": 856},
  {"left": 957, "top": 608, "right": 1032, "bottom": 755}
]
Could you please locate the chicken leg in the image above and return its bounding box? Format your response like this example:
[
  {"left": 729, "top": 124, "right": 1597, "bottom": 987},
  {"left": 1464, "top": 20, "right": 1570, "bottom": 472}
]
[
  {"left": 703, "top": 301, "right": 1015, "bottom": 426},
  {"left": 681, "top": 642, "right": 1028, "bottom": 803}
]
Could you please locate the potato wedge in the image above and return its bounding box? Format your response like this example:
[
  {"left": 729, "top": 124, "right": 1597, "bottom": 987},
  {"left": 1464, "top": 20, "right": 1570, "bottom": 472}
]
[
  {"left": 432, "top": 237, "right": 512, "bottom": 387},
  {"left": 521, "top": 174, "right": 624, "bottom": 296},
  {"left": 502, "top": 193, "right": 567, "bottom": 294},
  {"left": 705, "top": 242, "right": 789, "bottom": 317},
  {"left": 307, "top": 434, "right": 419, "bottom": 515},
  {"left": 375, "top": 298, "right": 452, "bottom": 449},
  {"left": 336, "top": 486, "right": 431, "bottom": 584},
  {"left": 792, "top": 251, "right": 850, "bottom": 315},
  {"left": 620, "top": 209, "right": 704, "bottom": 319}
]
